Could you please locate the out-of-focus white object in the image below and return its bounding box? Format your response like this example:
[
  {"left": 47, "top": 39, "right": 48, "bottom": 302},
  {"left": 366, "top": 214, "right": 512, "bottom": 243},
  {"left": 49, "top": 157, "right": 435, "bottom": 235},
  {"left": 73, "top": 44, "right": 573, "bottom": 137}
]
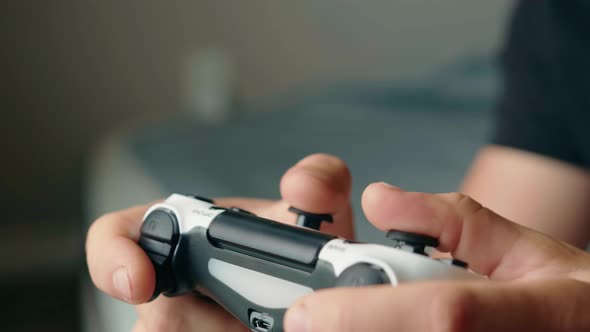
[{"left": 183, "top": 48, "right": 235, "bottom": 124}]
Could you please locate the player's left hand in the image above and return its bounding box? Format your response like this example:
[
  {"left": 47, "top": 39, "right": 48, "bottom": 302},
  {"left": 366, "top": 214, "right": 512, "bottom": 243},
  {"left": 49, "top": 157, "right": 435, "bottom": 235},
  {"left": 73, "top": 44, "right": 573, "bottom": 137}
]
[{"left": 86, "top": 153, "right": 355, "bottom": 332}]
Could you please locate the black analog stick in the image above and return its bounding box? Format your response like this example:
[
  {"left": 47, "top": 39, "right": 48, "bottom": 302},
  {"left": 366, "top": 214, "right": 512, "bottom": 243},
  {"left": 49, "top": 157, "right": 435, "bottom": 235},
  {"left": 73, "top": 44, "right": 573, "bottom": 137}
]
[
  {"left": 334, "top": 263, "right": 391, "bottom": 287},
  {"left": 288, "top": 207, "right": 333, "bottom": 230}
]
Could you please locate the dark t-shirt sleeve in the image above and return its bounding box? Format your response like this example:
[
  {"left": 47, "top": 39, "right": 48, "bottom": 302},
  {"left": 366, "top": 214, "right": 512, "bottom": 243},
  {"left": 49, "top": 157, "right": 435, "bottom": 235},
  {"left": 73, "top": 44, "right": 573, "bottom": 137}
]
[{"left": 492, "top": 1, "right": 586, "bottom": 166}]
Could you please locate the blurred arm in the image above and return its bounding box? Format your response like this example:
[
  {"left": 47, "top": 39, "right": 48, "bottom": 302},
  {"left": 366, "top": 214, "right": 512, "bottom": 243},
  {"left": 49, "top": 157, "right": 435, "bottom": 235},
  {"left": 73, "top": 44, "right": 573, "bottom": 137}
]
[{"left": 461, "top": 144, "right": 590, "bottom": 248}]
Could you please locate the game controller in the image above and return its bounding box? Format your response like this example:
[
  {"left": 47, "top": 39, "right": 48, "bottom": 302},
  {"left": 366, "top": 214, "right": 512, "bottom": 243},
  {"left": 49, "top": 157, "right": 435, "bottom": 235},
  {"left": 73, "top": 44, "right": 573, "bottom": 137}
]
[{"left": 138, "top": 194, "right": 484, "bottom": 332}]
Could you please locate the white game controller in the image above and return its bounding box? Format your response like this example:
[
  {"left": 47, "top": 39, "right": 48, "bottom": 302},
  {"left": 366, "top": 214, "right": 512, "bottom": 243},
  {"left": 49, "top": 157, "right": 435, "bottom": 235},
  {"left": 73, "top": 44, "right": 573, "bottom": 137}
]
[{"left": 138, "top": 194, "right": 484, "bottom": 332}]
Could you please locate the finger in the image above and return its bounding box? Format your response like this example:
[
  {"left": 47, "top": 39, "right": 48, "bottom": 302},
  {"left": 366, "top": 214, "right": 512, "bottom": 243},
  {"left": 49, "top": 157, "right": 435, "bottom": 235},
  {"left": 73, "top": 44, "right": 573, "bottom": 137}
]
[
  {"left": 86, "top": 204, "right": 157, "bottom": 304},
  {"left": 280, "top": 153, "right": 351, "bottom": 213},
  {"left": 216, "top": 197, "right": 353, "bottom": 239},
  {"left": 281, "top": 153, "right": 354, "bottom": 238},
  {"left": 136, "top": 294, "right": 249, "bottom": 332},
  {"left": 219, "top": 153, "right": 354, "bottom": 238},
  {"left": 215, "top": 197, "right": 352, "bottom": 239},
  {"left": 285, "top": 284, "right": 449, "bottom": 332},
  {"left": 361, "top": 182, "right": 584, "bottom": 279},
  {"left": 214, "top": 197, "right": 277, "bottom": 216},
  {"left": 285, "top": 279, "right": 590, "bottom": 332},
  {"left": 458, "top": 279, "right": 590, "bottom": 331}
]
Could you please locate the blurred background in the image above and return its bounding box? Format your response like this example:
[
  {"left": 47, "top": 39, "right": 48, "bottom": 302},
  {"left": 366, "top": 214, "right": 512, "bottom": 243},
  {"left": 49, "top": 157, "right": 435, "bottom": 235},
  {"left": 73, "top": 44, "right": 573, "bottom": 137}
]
[{"left": 1, "top": 1, "right": 511, "bottom": 331}]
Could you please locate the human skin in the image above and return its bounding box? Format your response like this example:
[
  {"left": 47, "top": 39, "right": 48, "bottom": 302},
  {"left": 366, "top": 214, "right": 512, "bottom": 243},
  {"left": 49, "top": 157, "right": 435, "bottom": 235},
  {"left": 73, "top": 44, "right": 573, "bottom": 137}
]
[
  {"left": 86, "top": 154, "right": 354, "bottom": 331},
  {"left": 461, "top": 144, "right": 590, "bottom": 249},
  {"left": 86, "top": 154, "right": 590, "bottom": 331},
  {"left": 284, "top": 181, "right": 590, "bottom": 331}
]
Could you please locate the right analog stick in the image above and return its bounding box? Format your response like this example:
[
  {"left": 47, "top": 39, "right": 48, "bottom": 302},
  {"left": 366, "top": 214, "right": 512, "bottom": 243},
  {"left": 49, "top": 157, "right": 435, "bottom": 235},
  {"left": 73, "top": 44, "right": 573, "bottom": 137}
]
[{"left": 334, "top": 263, "right": 391, "bottom": 287}]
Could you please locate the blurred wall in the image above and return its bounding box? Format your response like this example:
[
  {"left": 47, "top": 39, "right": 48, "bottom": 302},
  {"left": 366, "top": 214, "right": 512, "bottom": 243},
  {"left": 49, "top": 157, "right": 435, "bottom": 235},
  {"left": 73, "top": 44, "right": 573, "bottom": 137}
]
[{"left": 1, "top": 0, "right": 512, "bottom": 216}]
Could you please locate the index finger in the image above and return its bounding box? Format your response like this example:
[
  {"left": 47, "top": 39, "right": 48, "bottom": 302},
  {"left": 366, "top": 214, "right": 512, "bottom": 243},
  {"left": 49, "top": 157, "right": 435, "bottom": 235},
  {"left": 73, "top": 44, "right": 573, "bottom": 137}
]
[{"left": 361, "top": 182, "right": 584, "bottom": 280}]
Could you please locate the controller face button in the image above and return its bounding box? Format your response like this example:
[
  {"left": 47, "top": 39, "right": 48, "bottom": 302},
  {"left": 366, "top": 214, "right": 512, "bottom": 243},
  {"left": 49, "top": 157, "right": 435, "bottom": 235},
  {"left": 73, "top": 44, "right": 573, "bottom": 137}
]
[
  {"left": 334, "top": 263, "right": 391, "bottom": 287},
  {"left": 142, "top": 210, "right": 176, "bottom": 243}
]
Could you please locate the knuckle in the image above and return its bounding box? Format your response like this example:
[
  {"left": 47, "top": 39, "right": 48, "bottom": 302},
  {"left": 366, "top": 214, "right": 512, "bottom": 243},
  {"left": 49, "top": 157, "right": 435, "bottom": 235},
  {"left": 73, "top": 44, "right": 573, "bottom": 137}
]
[
  {"left": 443, "top": 192, "right": 465, "bottom": 204},
  {"left": 94, "top": 211, "right": 116, "bottom": 225},
  {"left": 430, "top": 287, "right": 476, "bottom": 332},
  {"left": 445, "top": 192, "right": 491, "bottom": 220},
  {"left": 87, "top": 211, "right": 117, "bottom": 237},
  {"left": 85, "top": 214, "right": 102, "bottom": 239},
  {"left": 85, "top": 212, "right": 118, "bottom": 263},
  {"left": 446, "top": 193, "right": 478, "bottom": 210}
]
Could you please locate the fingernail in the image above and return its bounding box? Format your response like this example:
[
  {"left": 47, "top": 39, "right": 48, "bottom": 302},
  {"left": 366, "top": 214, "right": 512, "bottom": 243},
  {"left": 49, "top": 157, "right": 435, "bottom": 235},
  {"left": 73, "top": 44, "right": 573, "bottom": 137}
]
[
  {"left": 380, "top": 182, "right": 401, "bottom": 191},
  {"left": 112, "top": 267, "right": 131, "bottom": 302},
  {"left": 285, "top": 305, "right": 310, "bottom": 332}
]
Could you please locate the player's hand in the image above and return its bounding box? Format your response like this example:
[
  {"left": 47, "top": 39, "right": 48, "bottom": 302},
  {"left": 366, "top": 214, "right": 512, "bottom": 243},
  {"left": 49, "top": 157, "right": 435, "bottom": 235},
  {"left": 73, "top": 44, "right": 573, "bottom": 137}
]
[
  {"left": 285, "top": 182, "right": 590, "bottom": 332},
  {"left": 85, "top": 153, "right": 354, "bottom": 331}
]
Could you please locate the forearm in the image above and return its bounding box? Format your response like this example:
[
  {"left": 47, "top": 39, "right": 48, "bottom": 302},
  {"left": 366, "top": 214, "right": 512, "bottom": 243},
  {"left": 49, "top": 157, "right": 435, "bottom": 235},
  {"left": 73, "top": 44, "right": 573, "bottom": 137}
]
[{"left": 461, "top": 145, "right": 590, "bottom": 249}]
